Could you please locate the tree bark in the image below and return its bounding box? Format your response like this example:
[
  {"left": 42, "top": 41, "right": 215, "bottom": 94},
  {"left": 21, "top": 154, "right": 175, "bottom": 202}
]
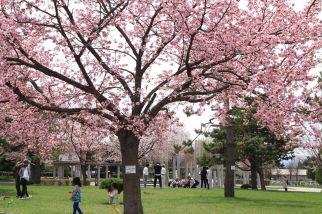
[
  {"left": 118, "top": 130, "right": 143, "bottom": 214},
  {"left": 258, "top": 167, "right": 266, "bottom": 190},
  {"left": 224, "top": 125, "right": 236, "bottom": 197},
  {"left": 250, "top": 162, "right": 258, "bottom": 190},
  {"left": 80, "top": 164, "right": 87, "bottom": 186}
]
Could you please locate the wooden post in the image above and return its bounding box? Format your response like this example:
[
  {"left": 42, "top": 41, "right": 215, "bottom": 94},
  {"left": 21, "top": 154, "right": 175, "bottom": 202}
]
[
  {"left": 172, "top": 155, "right": 176, "bottom": 179},
  {"left": 213, "top": 169, "right": 217, "bottom": 187},
  {"left": 97, "top": 165, "right": 101, "bottom": 184},
  {"left": 53, "top": 165, "right": 56, "bottom": 178},
  {"left": 70, "top": 165, "right": 74, "bottom": 178},
  {"left": 218, "top": 165, "right": 224, "bottom": 188},
  {"left": 62, "top": 165, "right": 65, "bottom": 179},
  {"left": 176, "top": 154, "right": 181, "bottom": 179},
  {"left": 106, "top": 165, "right": 109, "bottom": 178},
  {"left": 78, "top": 165, "right": 82, "bottom": 179},
  {"left": 185, "top": 162, "right": 189, "bottom": 178},
  {"left": 58, "top": 165, "right": 63, "bottom": 179},
  {"left": 165, "top": 161, "right": 169, "bottom": 187},
  {"left": 117, "top": 165, "right": 121, "bottom": 178},
  {"left": 209, "top": 168, "right": 213, "bottom": 188},
  {"left": 87, "top": 165, "right": 91, "bottom": 179}
]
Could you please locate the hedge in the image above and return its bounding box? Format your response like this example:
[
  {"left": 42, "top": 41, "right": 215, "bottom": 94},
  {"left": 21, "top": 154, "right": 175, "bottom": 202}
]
[
  {"left": 315, "top": 167, "right": 322, "bottom": 185},
  {"left": 240, "top": 184, "right": 251, "bottom": 189},
  {"left": 99, "top": 178, "right": 123, "bottom": 193},
  {"left": 40, "top": 178, "right": 93, "bottom": 186}
]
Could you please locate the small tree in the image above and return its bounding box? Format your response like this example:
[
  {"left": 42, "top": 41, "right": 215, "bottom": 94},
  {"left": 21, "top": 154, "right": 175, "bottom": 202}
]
[{"left": 199, "top": 107, "right": 294, "bottom": 190}]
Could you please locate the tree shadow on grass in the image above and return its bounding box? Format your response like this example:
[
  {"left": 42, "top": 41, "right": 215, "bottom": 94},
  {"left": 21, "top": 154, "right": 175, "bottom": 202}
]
[
  {"left": 178, "top": 193, "right": 319, "bottom": 209},
  {"left": 231, "top": 196, "right": 318, "bottom": 208},
  {"left": 0, "top": 188, "right": 15, "bottom": 196}
]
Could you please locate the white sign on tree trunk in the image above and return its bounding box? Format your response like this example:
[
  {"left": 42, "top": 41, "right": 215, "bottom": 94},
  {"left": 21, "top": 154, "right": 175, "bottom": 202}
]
[{"left": 125, "top": 165, "right": 136, "bottom": 174}]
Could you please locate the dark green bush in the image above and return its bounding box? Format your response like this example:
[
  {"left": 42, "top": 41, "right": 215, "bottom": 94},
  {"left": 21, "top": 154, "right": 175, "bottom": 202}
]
[
  {"left": 99, "top": 178, "right": 123, "bottom": 193},
  {"left": 240, "top": 184, "right": 251, "bottom": 189},
  {"left": 315, "top": 167, "right": 322, "bottom": 185}
]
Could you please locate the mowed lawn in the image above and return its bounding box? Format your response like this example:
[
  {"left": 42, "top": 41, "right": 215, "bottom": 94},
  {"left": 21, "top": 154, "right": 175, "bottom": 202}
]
[{"left": 1, "top": 185, "right": 321, "bottom": 214}]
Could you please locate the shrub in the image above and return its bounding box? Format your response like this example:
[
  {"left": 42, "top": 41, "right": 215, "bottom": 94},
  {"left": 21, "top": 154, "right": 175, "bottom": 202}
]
[
  {"left": 40, "top": 178, "right": 97, "bottom": 186},
  {"left": 316, "top": 167, "right": 322, "bottom": 185},
  {"left": 65, "top": 179, "right": 71, "bottom": 186},
  {"left": 100, "top": 178, "right": 123, "bottom": 193},
  {"left": 240, "top": 184, "right": 251, "bottom": 189}
]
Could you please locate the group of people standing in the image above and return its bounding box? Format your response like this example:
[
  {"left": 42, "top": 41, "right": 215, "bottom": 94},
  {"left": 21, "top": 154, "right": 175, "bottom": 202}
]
[
  {"left": 143, "top": 163, "right": 166, "bottom": 188},
  {"left": 14, "top": 159, "right": 32, "bottom": 199}
]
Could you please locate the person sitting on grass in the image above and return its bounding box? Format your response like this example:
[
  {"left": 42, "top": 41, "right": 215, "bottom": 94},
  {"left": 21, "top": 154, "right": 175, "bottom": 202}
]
[
  {"left": 70, "top": 177, "right": 83, "bottom": 214},
  {"left": 170, "top": 178, "right": 182, "bottom": 188},
  {"left": 108, "top": 183, "right": 121, "bottom": 214},
  {"left": 183, "top": 176, "right": 200, "bottom": 188}
]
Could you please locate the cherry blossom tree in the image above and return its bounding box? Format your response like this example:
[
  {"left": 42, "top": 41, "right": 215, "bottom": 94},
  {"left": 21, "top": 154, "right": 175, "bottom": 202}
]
[
  {"left": 0, "top": 96, "right": 62, "bottom": 183},
  {"left": 0, "top": 0, "right": 321, "bottom": 213},
  {"left": 0, "top": 96, "right": 60, "bottom": 159},
  {"left": 58, "top": 119, "right": 116, "bottom": 185}
]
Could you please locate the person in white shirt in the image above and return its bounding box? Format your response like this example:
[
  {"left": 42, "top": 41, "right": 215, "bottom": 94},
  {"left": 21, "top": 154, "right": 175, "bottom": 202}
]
[
  {"left": 206, "top": 167, "right": 211, "bottom": 189},
  {"left": 19, "top": 159, "right": 31, "bottom": 199},
  {"left": 161, "top": 165, "right": 166, "bottom": 188},
  {"left": 142, "top": 164, "right": 149, "bottom": 188}
]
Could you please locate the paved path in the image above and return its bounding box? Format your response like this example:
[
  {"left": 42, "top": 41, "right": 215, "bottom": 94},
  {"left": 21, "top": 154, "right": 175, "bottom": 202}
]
[
  {"left": 0, "top": 182, "right": 14, "bottom": 186},
  {"left": 266, "top": 185, "right": 322, "bottom": 192}
]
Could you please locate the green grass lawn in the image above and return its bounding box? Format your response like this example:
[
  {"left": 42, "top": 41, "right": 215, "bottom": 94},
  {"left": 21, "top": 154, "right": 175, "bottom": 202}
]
[
  {"left": 0, "top": 185, "right": 321, "bottom": 214},
  {"left": 0, "top": 178, "right": 14, "bottom": 182}
]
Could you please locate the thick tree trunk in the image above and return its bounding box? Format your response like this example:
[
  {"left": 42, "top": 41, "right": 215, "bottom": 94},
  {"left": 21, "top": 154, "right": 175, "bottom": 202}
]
[
  {"left": 30, "top": 159, "right": 41, "bottom": 184},
  {"left": 224, "top": 125, "right": 236, "bottom": 197},
  {"left": 118, "top": 130, "right": 143, "bottom": 214},
  {"left": 250, "top": 163, "right": 258, "bottom": 190},
  {"left": 258, "top": 167, "right": 266, "bottom": 190},
  {"left": 80, "top": 165, "right": 87, "bottom": 186}
]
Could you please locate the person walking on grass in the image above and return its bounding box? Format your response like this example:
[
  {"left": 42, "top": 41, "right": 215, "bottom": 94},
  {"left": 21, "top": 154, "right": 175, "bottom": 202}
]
[
  {"left": 153, "top": 163, "right": 162, "bottom": 188},
  {"left": 19, "top": 159, "right": 31, "bottom": 199},
  {"left": 14, "top": 161, "right": 23, "bottom": 198},
  {"left": 282, "top": 176, "right": 288, "bottom": 192},
  {"left": 70, "top": 177, "right": 83, "bottom": 214},
  {"left": 143, "top": 163, "right": 149, "bottom": 188},
  {"left": 108, "top": 183, "right": 121, "bottom": 214}
]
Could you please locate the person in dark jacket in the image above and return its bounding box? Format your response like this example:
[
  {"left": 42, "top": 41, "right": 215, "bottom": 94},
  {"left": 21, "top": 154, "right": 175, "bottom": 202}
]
[
  {"left": 200, "top": 166, "right": 209, "bottom": 189},
  {"left": 14, "top": 161, "right": 23, "bottom": 197},
  {"left": 153, "top": 163, "right": 162, "bottom": 188}
]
